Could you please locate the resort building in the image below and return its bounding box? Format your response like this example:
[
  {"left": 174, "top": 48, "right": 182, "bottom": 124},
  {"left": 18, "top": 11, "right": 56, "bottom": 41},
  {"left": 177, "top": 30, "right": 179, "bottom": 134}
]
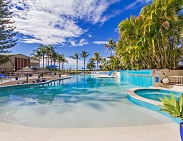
[{"left": 0, "top": 54, "right": 39, "bottom": 74}]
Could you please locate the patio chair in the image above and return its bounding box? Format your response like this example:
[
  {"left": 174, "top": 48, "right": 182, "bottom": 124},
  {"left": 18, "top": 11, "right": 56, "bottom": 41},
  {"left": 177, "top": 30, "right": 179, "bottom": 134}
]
[
  {"left": 36, "top": 79, "right": 41, "bottom": 83},
  {"left": 42, "top": 79, "right": 46, "bottom": 82}
]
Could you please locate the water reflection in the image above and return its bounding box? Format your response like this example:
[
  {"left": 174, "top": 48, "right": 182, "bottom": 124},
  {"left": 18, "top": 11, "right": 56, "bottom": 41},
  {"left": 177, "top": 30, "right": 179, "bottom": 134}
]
[{"left": 0, "top": 75, "right": 126, "bottom": 105}]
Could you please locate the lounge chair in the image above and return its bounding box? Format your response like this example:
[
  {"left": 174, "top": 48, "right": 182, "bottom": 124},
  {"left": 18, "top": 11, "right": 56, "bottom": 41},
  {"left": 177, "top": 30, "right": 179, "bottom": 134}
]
[
  {"left": 42, "top": 78, "right": 46, "bottom": 82},
  {"left": 36, "top": 79, "right": 41, "bottom": 83}
]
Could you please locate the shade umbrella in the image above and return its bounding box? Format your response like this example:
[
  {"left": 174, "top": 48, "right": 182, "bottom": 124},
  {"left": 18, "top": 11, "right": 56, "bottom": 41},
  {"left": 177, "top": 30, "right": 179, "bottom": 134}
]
[
  {"left": 36, "top": 67, "right": 51, "bottom": 78},
  {"left": 46, "top": 65, "right": 58, "bottom": 69},
  {"left": 14, "top": 66, "right": 35, "bottom": 83}
]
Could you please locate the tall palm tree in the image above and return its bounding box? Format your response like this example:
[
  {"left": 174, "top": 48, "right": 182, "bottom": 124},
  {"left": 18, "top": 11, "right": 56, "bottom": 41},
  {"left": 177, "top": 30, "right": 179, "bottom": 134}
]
[
  {"left": 79, "top": 50, "right": 90, "bottom": 73},
  {"left": 46, "top": 45, "right": 56, "bottom": 67},
  {"left": 57, "top": 54, "right": 68, "bottom": 72},
  {"left": 104, "top": 39, "right": 116, "bottom": 56},
  {"left": 30, "top": 49, "right": 42, "bottom": 68},
  {"left": 69, "top": 53, "right": 80, "bottom": 72},
  {"left": 92, "top": 52, "right": 102, "bottom": 70},
  {"left": 51, "top": 51, "right": 58, "bottom": 71},
  {"left": 38, "top": 44, "right": 47, "bottom": 68}
]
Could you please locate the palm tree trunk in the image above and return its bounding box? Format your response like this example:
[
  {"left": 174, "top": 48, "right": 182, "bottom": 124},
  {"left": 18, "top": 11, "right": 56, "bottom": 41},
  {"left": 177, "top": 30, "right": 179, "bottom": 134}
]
[
  {"left": 59, "top": 61, "right": 61, "bottom": 70},
  {"left": 84, "top": 59, "right": 85, "bottom": 73},
  {"left": 47, "top": 57, "right": 49, "bottom": 67},
  {"left": 62, "top": 62, "right": 64, "bottom": 74},
  {"left": 43, "top": 55, "right": 45, "bottom": 68},
  {"left": 97, "top": 61, "right": 98, "bottom": 70},
  {"left": 76, "top": 59, "right": 78, "bottom": 72}
]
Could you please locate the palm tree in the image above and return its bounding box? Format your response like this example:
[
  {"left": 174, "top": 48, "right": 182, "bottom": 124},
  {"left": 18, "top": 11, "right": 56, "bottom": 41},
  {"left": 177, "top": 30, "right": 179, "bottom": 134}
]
[
  {"left": 57, "top": 54, "right": 68, "bottom": 72},
  {"left": 69, "top": 53, "right": 80, "bottom": 72},
  {"left": 46, "top": 45, "right": 56, "bottom": 66},
  {"left": 104, "top": 39, "right": 116, "bottom": 56},
  {"left": 92, "top": 52, "right": 102, "bottom": 70},
  {"left": 30, "top": 49, "right": 42, "bottom": 68},
  {"left": 79, "top": 50, "right": 90, "bottom": 73},
  {"left": 51, "top": 51, "right": 58, "bottom": 71},
  {"left": 101, "top": 58, "right": 110, "bottom": 71},
  {"left": 38, "top": 44, "right": 47, "bottom": 68},
  {"left": 87, "top": 59, "right": 96, "bottom": 71},
  {"left": 116, "top": 0, "right": 183, "bottom": 69}
]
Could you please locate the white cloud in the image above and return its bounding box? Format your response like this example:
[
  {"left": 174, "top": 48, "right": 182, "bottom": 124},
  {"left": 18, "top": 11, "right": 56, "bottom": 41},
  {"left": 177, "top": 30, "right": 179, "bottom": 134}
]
[
  {"left": 70, "top": 38, "right": 88, "bottom": 47},
  {"left": 10, "top": 0, "right": 120, "bottom": 45},
  {"left": 93, "top": 41, "right": 107, "bottom": 45},
  {"left": 87, "top": 34, "right": 92, "bottom": 38},
  {"left": 124, "top": 0, "right": 152, "bottom": 11}
]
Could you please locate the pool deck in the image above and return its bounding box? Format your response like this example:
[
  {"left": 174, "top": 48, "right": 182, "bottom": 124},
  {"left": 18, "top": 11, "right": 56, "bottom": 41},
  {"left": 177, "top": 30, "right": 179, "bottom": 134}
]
[
  {"left": 0, "top": 75, "right": 71, "bottom": 87},
  {"left": 0, "top": 122, "right": 180, "bottom": 141}
]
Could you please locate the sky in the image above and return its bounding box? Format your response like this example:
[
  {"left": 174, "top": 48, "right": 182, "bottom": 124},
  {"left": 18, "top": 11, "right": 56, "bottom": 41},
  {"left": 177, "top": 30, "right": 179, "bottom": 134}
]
[{"left": 9, "top": 0, "right": 152, "bottom": 69}]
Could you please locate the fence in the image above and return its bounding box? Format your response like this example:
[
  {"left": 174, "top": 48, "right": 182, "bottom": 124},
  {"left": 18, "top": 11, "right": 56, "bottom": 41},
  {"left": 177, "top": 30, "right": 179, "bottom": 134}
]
[{"left": 168, "top": 76, "right": 183, "bottom": 85}]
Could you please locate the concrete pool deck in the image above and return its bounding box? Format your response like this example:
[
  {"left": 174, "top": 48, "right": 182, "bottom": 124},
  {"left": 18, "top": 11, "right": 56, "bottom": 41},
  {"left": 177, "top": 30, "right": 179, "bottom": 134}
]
[
  {"left": 0, "top": 122, "right": 180, "bottom": 141},
  {"left": 0, "top": 75, "right": 71, "bottom": 86}
]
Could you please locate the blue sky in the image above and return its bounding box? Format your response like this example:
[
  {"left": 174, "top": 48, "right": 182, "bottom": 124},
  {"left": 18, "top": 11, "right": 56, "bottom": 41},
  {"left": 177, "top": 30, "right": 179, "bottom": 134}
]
[{"left": 9, "top": 0, "right": 152, "bottom": 69}]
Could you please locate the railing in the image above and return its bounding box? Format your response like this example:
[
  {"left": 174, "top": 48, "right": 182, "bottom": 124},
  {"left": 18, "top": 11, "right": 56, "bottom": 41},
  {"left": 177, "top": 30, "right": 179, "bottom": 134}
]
[{"left": 168, "top": 76, "right": 183, "bottom": 85}]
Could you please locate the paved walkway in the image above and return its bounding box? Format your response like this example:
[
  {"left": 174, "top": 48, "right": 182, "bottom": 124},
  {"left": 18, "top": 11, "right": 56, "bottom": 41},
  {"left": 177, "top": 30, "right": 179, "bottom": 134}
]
[
  {"left": 0, "top": 75, "right": 69, "bottom": 86},
  {"left": 0, "top": 122, "right": 180, "bottom": 141}
]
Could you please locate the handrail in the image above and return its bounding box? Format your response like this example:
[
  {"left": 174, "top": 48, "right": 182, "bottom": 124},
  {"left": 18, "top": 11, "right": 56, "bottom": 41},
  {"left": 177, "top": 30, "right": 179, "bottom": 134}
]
[{"left": 168, "top": 76, "right": 183, "bottom": 84}]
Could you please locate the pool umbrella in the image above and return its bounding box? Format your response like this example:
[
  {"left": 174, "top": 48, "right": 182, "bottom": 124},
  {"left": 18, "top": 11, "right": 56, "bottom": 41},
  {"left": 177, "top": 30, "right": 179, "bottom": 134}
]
[
  {"left": 14, "top": 66, "right": 35, "bottom": 83},
  {"left": 36, "top": 67, "right": 51, "bottom": 78},
  {"left": 46, "top": 65, "right": 58, "bottom": 69}
]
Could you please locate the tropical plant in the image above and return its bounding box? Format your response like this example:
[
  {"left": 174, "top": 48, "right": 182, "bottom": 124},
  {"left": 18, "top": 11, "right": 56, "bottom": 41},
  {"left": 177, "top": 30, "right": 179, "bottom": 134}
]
[
  {"left": 104, "top": 39, "right": 116, "bottom": 56},
  {"left": 46, "top": 45, "right": 56, "bottom": 66},
  {"left": 116, "top": 0, "right": 183, "bottom": 70},
  {"left": 109, "top": 56, "right": 121, "bottom": 70},
  {"left": 38, "top": 44, "right": 47, "bottom": 68},
  {"left": 79, "top": 50, "right": 90, "bottom": 72},
  {"left": 0, "top": 54, "right": 10, "bottom": 65},
  {"left": 100, "top": 58, "right": 110, "bottom": 71},
  {"left": 87, "top": 59, "right": 96, "bottom": 70},
  {"left": 92, "top": 52, "right": 102, "bottom": 70},
  {"left": 69, "top": 53, "right": 80, "bottom": 72},
  {"left": 30, "top": 49, "right": 42, "bottom": 68},
  {"left": 159, "top": 93, "right": 183, "bottom": 120},
  {"left": 57, "top": 54, "right": 68, "bottom": 72},
  {"left": 0, "top": 0, "right": 18, "bottom": 64},
  {"left": 51, "top": 51, "right": 58, "bottom": 71}
]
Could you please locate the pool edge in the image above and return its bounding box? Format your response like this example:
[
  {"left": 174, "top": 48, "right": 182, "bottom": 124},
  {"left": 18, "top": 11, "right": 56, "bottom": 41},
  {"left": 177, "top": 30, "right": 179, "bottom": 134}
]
[{"left": 127, "top": 88, "right": 181, "bottom": 124}]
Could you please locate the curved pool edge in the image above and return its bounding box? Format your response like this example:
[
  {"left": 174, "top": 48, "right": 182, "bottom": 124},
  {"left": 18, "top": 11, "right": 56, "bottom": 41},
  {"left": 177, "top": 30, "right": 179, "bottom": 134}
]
[
  {"left": 0, "top": 75, "right": 71, "bottom": 88},
  {"left": 127, "top": 87, "right": 181, "bottom": 124}
]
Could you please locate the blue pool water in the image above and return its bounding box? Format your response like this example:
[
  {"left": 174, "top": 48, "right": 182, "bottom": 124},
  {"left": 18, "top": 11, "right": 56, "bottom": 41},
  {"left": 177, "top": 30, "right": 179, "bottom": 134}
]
[
  {"left": 0, "top": 75, "right": 174, "bottom": 128},
  {"left": 120, "top": 70, "right": 153, "bottom": 87},
  {"left": 135, "top": 89, "right": 181, "bottom": 102}
]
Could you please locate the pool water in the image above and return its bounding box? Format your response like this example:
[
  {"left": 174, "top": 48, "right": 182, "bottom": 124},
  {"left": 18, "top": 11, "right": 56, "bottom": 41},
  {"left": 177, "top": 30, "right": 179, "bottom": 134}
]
[
  {"left": 0, "top": 75, "right": 174, "bottom": 128},
  {"left": 135, "top": 89, "right": 181, "bottom": 102}
]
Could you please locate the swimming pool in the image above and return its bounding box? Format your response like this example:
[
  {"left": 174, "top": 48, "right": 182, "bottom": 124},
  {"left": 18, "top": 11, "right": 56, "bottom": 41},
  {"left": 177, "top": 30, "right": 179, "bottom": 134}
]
[
  {"left": 135, "top": 89, "right": 181, "bottom": 102},
  {"left": 0, "top": 75, "right": 175, "bottom": 128}
]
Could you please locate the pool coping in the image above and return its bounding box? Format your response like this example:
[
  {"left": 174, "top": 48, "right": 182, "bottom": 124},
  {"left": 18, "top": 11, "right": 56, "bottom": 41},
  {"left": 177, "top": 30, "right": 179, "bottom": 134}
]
[{"left": 127, "top": 87, "right": 182, "bottom": 124}]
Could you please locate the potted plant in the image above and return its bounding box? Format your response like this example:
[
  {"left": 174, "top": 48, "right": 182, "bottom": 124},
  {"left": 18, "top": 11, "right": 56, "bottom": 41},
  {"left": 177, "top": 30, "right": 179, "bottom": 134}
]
[{"left": 159, "top": 93, "right": 183, "bottom": 140}]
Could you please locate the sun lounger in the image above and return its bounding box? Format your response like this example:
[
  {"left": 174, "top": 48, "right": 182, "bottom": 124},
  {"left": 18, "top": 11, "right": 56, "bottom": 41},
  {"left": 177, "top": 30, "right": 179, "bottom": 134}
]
[{"left": 36, "top": 79, "right": 41, "bottom": 83}]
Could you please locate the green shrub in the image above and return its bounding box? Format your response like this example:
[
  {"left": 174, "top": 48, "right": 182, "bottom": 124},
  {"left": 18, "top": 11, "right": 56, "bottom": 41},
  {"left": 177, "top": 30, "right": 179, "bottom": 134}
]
[{"left": 159, "top": 93, "right": 183, "bottom": 120}]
